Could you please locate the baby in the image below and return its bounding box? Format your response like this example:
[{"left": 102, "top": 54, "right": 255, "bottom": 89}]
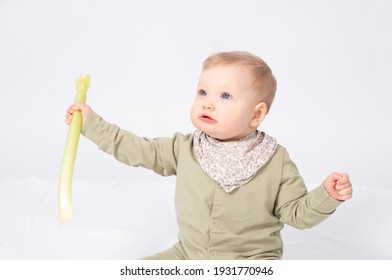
[{"left": 66, "top": 51, "right": 352, "bottom": 260}]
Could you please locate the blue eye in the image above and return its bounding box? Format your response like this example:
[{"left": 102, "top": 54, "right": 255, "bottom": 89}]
[
  {"left": 199, "top": 89, "right": 207, "bottom": 96},
  {"left": 221, "top": 92, "right": 231, "bottom": 99}
]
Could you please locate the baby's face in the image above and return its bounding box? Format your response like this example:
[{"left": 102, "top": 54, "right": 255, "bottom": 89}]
[{"left": 190, "top": 64, "right": 261, "bottom": 141}]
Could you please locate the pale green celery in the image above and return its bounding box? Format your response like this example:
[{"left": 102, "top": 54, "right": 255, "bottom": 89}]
[{"left": 58, "top": 74, "right": 91, "bottom": 224}]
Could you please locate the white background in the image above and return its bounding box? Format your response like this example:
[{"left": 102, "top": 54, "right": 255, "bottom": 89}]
[
  {"left": 1, "top": 0, "right": 391, "bottom": 186},
  {"left": 0, "top": 0, "right": 392, "bottom": 260}
]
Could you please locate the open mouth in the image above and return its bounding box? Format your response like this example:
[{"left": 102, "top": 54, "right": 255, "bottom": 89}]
[{"left": 200, "top": 115, "right": 216, "bottom": 123}]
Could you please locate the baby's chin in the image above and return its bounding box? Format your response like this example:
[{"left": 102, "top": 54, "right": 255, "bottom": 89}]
[
  {"left": 191, "top": 120, "right": 237, "bottom": 141},
  {"left": 200, "top": 131, "right": 233, "bottom": 142}
]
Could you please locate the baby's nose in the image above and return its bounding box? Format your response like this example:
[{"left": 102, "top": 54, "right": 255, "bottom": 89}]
[{"left": 202, "top": 101, "right": 214, "bottom": 111}]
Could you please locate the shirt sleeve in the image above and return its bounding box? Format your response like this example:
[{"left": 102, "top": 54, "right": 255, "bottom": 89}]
[
  {"left": 81, "top": 111, "right": 181, "bottom": 176},
  {"left": 274, "top": 149, "right": 342, "bottom": 229}
]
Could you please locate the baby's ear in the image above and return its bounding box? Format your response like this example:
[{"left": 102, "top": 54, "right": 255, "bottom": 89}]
[{"left": 250, "top": 102, "right": 268, "bottom": 128}]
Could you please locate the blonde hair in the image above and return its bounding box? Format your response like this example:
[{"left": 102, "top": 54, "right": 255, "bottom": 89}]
[{"left": 203, "top": 51, "right": 277, "bottom": 112}]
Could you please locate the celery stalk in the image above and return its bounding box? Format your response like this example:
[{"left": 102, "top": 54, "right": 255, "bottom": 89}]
[{"left": 58, "top": 74, "right": 91, "bottom": 224}]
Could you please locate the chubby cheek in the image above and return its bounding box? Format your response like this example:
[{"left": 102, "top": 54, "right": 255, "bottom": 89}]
[
  {"left": 189, "top": 103, "right": 199, "bottom": 127},
  {"left": 222, "top": 111, "right": 251, "bottom": 133},
  {"left": 215, "top": 111, "right": 235, "bottom": 128},
  {"left": 221, "top": 118, "right": 241, "bottom": 132}
]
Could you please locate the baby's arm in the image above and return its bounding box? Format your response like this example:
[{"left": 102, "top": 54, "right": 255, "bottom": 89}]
[
  {"left": 323, "top": 173, "right": 353, "bottom": 201},
  {"left": 65, "top": 104, "right": 181, "bottom": 176},
  {"left": 275, "top": 149, "right": 349, "bottom": 229},
  {"left": 65, "top": 103, "right": 92, "bottom": 126}
]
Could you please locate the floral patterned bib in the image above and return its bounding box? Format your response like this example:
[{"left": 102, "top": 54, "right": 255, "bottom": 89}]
[{"left": 193, "top": 130, "right": 277, "bottom": 193}]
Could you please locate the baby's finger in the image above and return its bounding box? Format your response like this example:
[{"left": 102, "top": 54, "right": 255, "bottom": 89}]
[
  {"left": 66, "top": 106, "right": 75, "bottom": 114},
  {"left": 337, "top": 173, "right": 350, "bottom": 184},
  {"left": 335, "top": 182, "right": 351, "bottom": 191},
  {"left": 338, "top": 193, "right": 353, "bottom": 201},
  {"left": 65, "top": 114, "right": 72, "bottom": 124},
  {"left": 65, "top": 109, "right": 74, "bottom": 124},
  {"left": 338, "top": 187, "right": 352, "bottom": 196},
  {"left": 338, "top": 184, "right": 353, "bottom": 201},
  {"left": 72, "top": 103, "right": 86, "bottom": 111}
]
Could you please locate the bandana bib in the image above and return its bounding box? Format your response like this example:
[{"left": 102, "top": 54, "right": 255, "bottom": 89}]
[{"left": 193, "top": 130, "right": 277, "bottom": 193}]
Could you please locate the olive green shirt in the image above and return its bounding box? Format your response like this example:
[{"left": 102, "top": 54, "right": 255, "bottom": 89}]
[{"left": 82, "top": 112, "right": 342, "bottom": 259}]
